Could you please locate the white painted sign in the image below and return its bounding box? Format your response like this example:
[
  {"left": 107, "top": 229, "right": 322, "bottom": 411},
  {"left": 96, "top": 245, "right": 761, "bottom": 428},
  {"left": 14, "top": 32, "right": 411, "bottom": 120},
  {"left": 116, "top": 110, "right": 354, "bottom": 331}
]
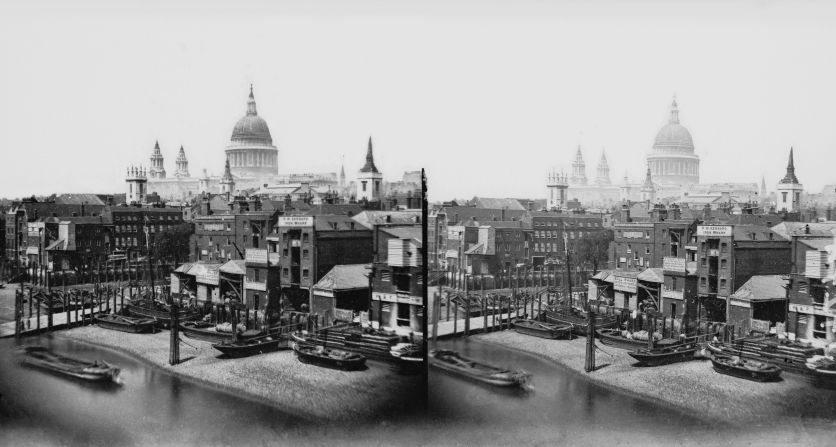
[
  {"left": 790, "top": 303, "right": 835, "bottom": 317},
  {"left": 622, "top": 231, "right": 645, "bottom": 239},
  {"left": 372, "top": 292, "right": 422, "bottom": 306},
  {"left": 697, "top": 225, "right": 733, "bottom": 237},
  {"left": 663, "top": 256, "right": 686, "bottom": 273},
  {"left": 278, "top": 216, "right": 314, "bottom": 227},
  {"left": 806, "top": 250, "right": 828, "bottom": 279},
  {"left": 613, "top": 275, "right": 637, "bottom": 293}
]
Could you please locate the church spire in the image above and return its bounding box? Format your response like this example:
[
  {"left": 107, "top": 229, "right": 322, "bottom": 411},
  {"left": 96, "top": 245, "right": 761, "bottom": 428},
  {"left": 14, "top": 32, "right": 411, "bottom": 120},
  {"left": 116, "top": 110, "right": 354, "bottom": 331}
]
[
  {"left": 780, "top": 147, "right": 799, "bottom": 184},
  {"left": 360, "top": 136, "right": 379, "bottom": 173},
  {"left": 669, "top": 95, "right": 679, "bottom": 124},
  {"left": 247, "top": 84, "right": 258, "bottom": 116}
]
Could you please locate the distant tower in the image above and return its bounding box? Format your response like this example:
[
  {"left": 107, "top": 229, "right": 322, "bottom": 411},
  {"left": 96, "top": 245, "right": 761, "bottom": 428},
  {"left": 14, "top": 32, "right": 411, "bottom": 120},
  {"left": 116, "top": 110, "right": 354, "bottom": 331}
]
[
  {"left": 220, "top": 157, "right": 236, "bottom": 200},
  {"left": 175, "top": 145, "right": 190, "bottom": 178},
  {"left": 357, "top": 137, "right": 383, "bottom": 202},
  {"left": 126, "top": 165, "right": 148, "bottom": 205},
  {"left": 149, "top": 140, "right": 166, "bottom": 179},
  {"left": 776, "top": 147, "right": 803, "bottom": 212},
  {"left": 760, "top": 175, "right": 767, "bottom": 198},
  {"left": 570, "top": 145, "right": 588, "bottom": 185},
  {"left": 640, "top": 165, "right": 656, "bottom": 203},
  {"left": 546, "top": 170, "right": 569, "bottom": 211},
  {"left": 339, "top": 155, "right": 346, "bottom": 188},
  {"left": 199, "top": 169, "right": 211, "bottom": 194},
  {"left": 596, "top": 149, "right": 611, "bottom": 186},
  {"left": 619, "top": 172, "right": 632, "bottom": 202}
]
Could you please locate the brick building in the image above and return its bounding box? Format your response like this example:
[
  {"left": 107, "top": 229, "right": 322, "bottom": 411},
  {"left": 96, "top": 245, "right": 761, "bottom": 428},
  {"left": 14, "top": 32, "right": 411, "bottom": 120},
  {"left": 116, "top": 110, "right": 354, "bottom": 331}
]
[
  {"left": 694, "top": 224, "right": 791, "bottom": 323},
  {"left": 193, "top": 197, "right": 278, "bottom": 263},
  {"left": 111, "top": 206, "right": 185, "bottom": 259},
  {"left": 785, "top": 224, "right": 836, "bottom": 344},
  {"left": 524, "top": 211, "right": 605, "bottom": 267},
  {"left": 370, "top": 225, "right": 423, "bottom": 335},
  {"left": 270, "top": 214, "right": 372, "bottom": 309}
]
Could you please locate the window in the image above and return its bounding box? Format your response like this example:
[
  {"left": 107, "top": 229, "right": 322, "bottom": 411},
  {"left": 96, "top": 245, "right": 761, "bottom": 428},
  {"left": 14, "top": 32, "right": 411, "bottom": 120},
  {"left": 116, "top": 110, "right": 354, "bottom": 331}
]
[
  {"left": 254, "top": 269, "right": 260, "bottom": 282},
  {"left": 302, "top": 269, "right": 309, "bottom": 279},
  {"left": 361, "top": 181, "right": 367, "bottom": 192},
  {"left": 303, "top": 249, "right": 309, "bottom": 259},
  {"left": 721, "top": 243, "right": 728, "bottom": 253},
  {"left": 700, "top": 277, "right": 707, "bottom": 288},
  {"left": 282, "top": 268, "right": 289, "bottom": 277},
  {"left": 671, "top": 277, "right": 678, "bottom": 290},
  {"left": 645, "top": 247, "right": 650, "bottom": 254},
  {"left": 302, "top": 233, "right": 309, "bottom": 243},
  {"left": 720, "top": 279, "right": 727, "bottom": 290},
  {"left": 721, "top": 259, "right": 727, "bottom": 269},
  {"left": 701, "top": 257, "right": 707, "bottom": 266},
  {"left": 670, "top": 303, "right": 677, "bottom": 317}
]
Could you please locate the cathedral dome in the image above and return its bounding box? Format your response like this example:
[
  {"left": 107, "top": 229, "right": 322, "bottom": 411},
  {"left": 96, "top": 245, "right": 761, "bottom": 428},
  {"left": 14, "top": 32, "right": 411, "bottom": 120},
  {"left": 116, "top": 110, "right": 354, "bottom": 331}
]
[
  {"left": 230, "top": 87, "right": 273, "bottom": 146},
  {"left": 653, "top": 123, "right": 693, "bottom": 153},
  {"left": 651, "top": 99, "right": 694, "bottom": 154}
]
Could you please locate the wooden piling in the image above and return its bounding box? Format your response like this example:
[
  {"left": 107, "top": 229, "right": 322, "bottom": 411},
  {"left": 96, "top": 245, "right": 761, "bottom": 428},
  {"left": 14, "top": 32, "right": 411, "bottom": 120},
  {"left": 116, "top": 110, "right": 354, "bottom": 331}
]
[
  {"left": 14, "top": 290, "right": 21, "bottom": 338},
  {"left": 36, "top": 292, "right": 41, "bottom": 331},
  {"left": 481, "top": 276, "right": 487, "bottom": 334},
  {"left": 453, "top": 295, "right": 458, "bottom": 336},
  {"left": 169, "top": 302, "right": 180, "bottom": 365},
  {"left": 585, "top": 310, "right": 596, "bottom": 372},
  {"left": 446, "top": 292, "right": 450, "bottom": 322}
]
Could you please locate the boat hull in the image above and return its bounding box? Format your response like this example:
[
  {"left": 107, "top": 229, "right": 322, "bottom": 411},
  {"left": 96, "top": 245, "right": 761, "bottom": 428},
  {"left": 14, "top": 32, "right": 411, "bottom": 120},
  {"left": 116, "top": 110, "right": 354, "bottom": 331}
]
[
  {"left": 95, "top": 314, "right": 156, "bottom": 334},
  {"left": 22, "top": 347, "right": 120, "bottom": 383},
  {"left": 180, "top": 322, "right": 236, "bottom": 344},
  {"left": 628, "top": 345, "right": 699, "bottom": 366},
  {"left": 212, "top": 335, "right": 287, "bottom": 358},
  {"left": 542, "top": 310, "right": 617, "bottom": 335},
  {"left": 711, "top": 356, "right": 782, "bottom": 382},
  {"left": 293, "top": 344, "right": 367, "bottom": 370},
  {"left": 513, "top": 320, "right": 573, "bottom": 339},
  {"left": 126, "top": 304, "right": 202, "bottom": 328},
  {"left": 596, "top": 329, "right": 648, "bottom": 350},
  {"left": 429, "top": 350, "right": 529, "bottom": 388}
]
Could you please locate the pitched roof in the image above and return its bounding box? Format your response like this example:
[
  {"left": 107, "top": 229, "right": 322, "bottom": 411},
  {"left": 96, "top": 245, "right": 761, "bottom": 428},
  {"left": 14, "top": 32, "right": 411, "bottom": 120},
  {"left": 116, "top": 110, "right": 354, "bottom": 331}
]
[
  {"left": 351, "top": 210, "right": 421, "bottom": 229},
  {"left": 381, "top": 225, "right": 422, "bottom": 244},
  {"left": 473, "top": 197, "right": 526, "bottom": 211},
  {"left": 730, "top": 275, "right": 787, "bottom": 302},
  {"left": 771, "top": 222, "right": 836, "bottom": 239},
  {"left": 313, "top": 264, "right": 370, "bottom": 291},
  {"left": 799, "top": 239, "right": 833, "bottom": 251},
  {"left": 441, "top": 206, "right": 525, "bottom": 225},
  {"left": 314, "top": 214, "right": 370, "bottom": 232},
  {"left": 638, "top": 268, "right": 664, "bottom": 283},
  {"left": 733, "top": 225, "right": 786, "bottom": 242},
  {"left": 219, "top": 260, "right": 246, "bottom": 275}
]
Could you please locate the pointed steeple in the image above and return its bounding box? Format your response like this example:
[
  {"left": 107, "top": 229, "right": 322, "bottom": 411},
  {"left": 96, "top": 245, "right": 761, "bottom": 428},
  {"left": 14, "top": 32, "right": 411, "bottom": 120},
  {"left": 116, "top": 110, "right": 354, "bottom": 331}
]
[
  {"left": 761, "top": 175, "right": 767, "bottom": 196},
  {"left": 222, "top": 156, "right": 234, "bottom": 181},
  {"left": 359, "top": 136, "right": 379, "bottom": 173},
  {"left": 642, "top": 164, "right": 655, "bottom": 190},
  {"left": 339, "top": 155, "right": 346, "bottom": 186},
  {"left": 669, "top": 95, "right": 679, "bottom": 124},
  {"left": 153, "top": 140, "right": 162, "bottom": 154},
  {"left": 780, "top": 147, "right": 799, "bottom": 184},
  {"left": 246, "top": 84, "right": 258, "bottom": 116}
]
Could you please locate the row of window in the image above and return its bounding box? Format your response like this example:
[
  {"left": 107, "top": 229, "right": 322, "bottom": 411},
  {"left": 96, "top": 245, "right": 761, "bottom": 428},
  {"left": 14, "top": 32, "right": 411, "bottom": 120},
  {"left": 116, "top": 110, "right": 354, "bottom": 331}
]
[
  {"left": 116, "top": 237, "right": 139, "bottom": 247},
  {"left": 535, "top": 220, "right": 601, "bottom": 228},
  {"left": 115, "top": 214, "right": 179, "bottom": 222}
]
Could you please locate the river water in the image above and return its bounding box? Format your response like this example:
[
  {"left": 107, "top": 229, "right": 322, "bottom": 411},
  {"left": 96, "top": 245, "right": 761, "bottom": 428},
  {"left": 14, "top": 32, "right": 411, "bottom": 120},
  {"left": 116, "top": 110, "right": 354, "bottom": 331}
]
[{"left": 426, "top": 337, "right": 836, "bottom": 445}]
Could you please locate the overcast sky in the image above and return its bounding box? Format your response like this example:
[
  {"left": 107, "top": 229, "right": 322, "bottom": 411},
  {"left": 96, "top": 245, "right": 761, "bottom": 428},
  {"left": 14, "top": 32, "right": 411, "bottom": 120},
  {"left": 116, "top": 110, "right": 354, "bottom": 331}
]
[{"left": 1, "top": 0, "right": 835, "bottom": 201}]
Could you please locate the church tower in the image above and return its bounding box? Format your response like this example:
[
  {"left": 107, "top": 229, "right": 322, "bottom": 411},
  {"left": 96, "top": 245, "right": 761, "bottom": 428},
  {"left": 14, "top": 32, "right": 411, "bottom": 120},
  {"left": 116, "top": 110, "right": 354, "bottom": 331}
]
[
  {"left": 126, "top": 165, "right": 148, "bottom": 205},
  {"left": 570, "top": 145, "right": 588, "bottom": 185},
  {"left": 199, "top": 169, "right": 211, "bottom": 194},
  {"left": 220, "top": 157, "right": 236, "bottom": 200},
  {"left": 149, "top": 141, "right": 166, "bottom": 179},
  {"left": 640, "top": 164, "right": 656, "bottom": 203},
  {"left": 595, "top": 149, "right": 611, "bottom": 186},
  {"left": 357, "top": 137, "right": 383, "bottom": 202},
  {"left": 761, "top": 175, "right": 767, "bottom": 198},
  {"left": 546, "top": 170, "right": 569, "bottom": 211},
  {"left": 619, "top": 172, "right": 632, "bottom": 202},
  {"left": 175, "top": 145, "right": 190, "bottom": 178},
  {"left": 776, "top": 147, "right": 803, "bottom": 212}
]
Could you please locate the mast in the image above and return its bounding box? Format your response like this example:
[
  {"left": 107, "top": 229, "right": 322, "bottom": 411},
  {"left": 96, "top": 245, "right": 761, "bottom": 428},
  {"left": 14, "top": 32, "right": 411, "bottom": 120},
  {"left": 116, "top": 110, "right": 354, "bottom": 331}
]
[{"left": 564, "top": 232, "right": 573, "bottom": 308}]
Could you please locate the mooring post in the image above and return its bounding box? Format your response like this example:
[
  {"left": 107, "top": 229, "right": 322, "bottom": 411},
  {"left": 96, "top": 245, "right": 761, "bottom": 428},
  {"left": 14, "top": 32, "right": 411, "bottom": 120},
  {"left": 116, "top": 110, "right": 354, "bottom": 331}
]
[
  {"left": 648, "top": 315, "right": 655, "bottom": 350},
  {"left": 14, "top": 290, "right": 21, "bottom": 338},
  {"left": 27, "top": 287, "right": 33, "bottom": 330},
  {"left": 36, "top": 291, "right": 41, "bottom": 331},
  {"left": 453, "top": 294, "right": 458, "bottom": 336},
  {"left": 169, "top": 302, "right": 180, "bottom": 365},
  {"left": 65, "top": 290, "right": 70, "bottom": 329},
  {"left": 464, "top": 277, "right": 470, "bottom": 337},
  {"left": 446, "top": 292, "right": 450, "bottom": 322},
  {"left": 585, "top": 310, "right": 596, "bottom": 372},
  {"left": 481, "top": 276, "right": 487, "bottom": 333},
  {"left": 47, "top": 292, "right": 53, "bottom": 330}
]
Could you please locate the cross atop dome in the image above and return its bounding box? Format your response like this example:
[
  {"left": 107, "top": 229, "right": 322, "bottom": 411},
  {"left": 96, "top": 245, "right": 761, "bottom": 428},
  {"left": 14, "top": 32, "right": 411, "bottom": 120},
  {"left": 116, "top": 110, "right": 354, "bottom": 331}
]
[
  {"left": 247, "top": 84, "right": 258, "bottom": 116},
  {"left": 669, "top": 95, "right": 679, "bottom": 124}
]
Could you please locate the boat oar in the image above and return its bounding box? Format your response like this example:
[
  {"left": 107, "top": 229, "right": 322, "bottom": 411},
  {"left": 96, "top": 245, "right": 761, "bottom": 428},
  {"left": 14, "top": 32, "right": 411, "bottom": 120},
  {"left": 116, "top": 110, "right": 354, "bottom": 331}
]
[{"left": 177, "top": 336, "right": 199, "bottom": 350}]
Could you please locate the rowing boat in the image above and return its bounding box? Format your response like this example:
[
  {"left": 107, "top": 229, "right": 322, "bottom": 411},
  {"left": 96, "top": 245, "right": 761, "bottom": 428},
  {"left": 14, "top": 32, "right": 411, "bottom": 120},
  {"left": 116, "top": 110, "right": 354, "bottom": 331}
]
[
  {"left": 513, "top": 319, "right": 573, "bottom": 339},
  {"left": 95, "top": 313, "right": 156, "bottom": 334},
  {"left": 430, "top": 349, "right": 530, "bottom": 387},
  {"left": 628, "top": 343, "right": 700, "bottom": 366},
  {"left": 292, "top": 343, "right": 367, "bottom": 370},
  {"left": 21, "top": 346, "right": 121, "bottom": 383},
  {"left": 212, "top": 333, "right": 288, "bottom": 358},
  {"left": 711, "top": 355, "right": 782, "bottom": 382},
  {"left": 542, "top": 309, "right": 618, "bottom": 335}
]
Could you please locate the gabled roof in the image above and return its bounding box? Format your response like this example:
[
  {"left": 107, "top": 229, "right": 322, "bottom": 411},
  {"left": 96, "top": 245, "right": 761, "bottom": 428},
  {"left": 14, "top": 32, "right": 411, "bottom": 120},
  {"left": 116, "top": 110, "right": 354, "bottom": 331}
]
[
  {"left": 174, "top": 262, "right": 196, "bottom": 273},
  {"left": 733, "top": 225, "right": 786, "bottom": 242},
  {"left": 351, "top": 210, "right": 421, "bottom": 229},
  {"left": 220, "top": 260, "right": 246, "bottom": 275},
  {"left": 771, "top": 222, "right": 836, "bottom": 239},
  {"left": 313, "top": 264, "right": 370, "bottom": 291},
  {"left": 472, "top": 197, "right": 526, "bottom": 211},
  {"left": 315, "top": 214, "right": 370, "bottom": 232},
  {"left": 638, "top": 268, "right": 664, "bottom": 284},
  {"left": 380, "top": 225, "right": 422, "bottom": 244},
  {"left": 441, "top": 206, "right": 525, "bottom": 225},
  {"left": 799, "top": 239, "right": 833, "bottom": 251},
  {"left": 730, "top": 275, "right": 787, "bottom": 302}
]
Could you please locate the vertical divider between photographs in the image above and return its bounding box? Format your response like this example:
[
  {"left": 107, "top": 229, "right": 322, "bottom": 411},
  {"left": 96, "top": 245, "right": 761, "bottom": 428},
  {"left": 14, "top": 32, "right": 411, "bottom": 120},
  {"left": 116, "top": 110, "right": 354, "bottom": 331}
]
[{"left": 421, "top": 168, "right": 430, "bottom": 410}]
